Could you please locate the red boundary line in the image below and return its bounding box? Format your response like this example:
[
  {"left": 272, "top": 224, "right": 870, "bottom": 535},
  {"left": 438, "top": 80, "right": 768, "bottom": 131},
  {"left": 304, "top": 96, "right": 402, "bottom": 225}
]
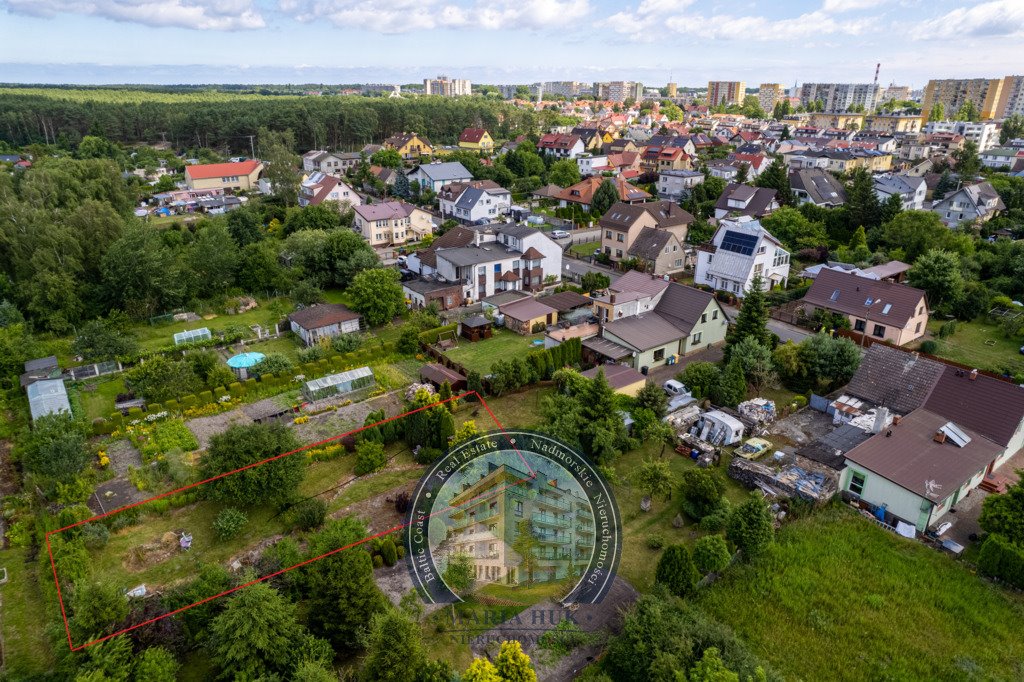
[{"left": 47, "top": 391, "right": 534, "bottom": 651}]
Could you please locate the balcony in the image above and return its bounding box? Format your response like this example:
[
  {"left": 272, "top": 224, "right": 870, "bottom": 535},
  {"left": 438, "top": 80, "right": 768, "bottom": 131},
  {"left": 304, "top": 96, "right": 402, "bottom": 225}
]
[
  {"left": 576, "top": 524, "right": 594, "bottom": 535},
  {"left": 535, "top": 533, "right": 570, "bottom": 545},
  {"left": 534, "top": 495, "right": 571, "bottom": 512},
  {"left": 575, "top": 507, "right": 591, "bottom": 519},
  {"left": 532, "top": 512, "right": 570, "bottom": 528}
]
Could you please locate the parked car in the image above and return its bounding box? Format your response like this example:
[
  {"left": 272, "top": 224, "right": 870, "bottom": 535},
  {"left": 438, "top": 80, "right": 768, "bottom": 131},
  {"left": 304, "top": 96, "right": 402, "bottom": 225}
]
[
  {"left": 550, "top": 229, "right": 570, "bottom": 239},
  {"left": 663, "top": 379, "right": 690, "bottom": 397},
  {"left": 396, "top": 255, "right": 408, "bottom": 266}
]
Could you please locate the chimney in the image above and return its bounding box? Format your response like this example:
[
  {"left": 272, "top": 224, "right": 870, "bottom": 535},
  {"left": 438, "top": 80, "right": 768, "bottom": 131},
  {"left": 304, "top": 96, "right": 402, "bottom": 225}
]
[
  {"left": 610, "top": 293, "right": 616, "bottom": 304},
  {"left": 871, "top": 407, "right": 890, "bottom": 434},
  {"left": 933, "top": 430, "right": 947, "bottom": 444},
  {"left": 893, "top": 414, "right": 902, "bottom": 425},
  {"left": 969, "top": 369, "right": 978, "bottom": 381}
]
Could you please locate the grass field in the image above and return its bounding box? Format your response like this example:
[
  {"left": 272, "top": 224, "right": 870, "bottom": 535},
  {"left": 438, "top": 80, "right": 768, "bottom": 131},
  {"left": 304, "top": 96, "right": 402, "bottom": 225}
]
[
  {"left": 924, "top": 318, "right": 1024, "bottom": 374},
  {"left": 698, "top": 505, "right": 1024, "bottom": 681},
  {"left": 568, "top": 241, "right": 601, "bottom": 258},
  {"left": 135, "top": 299, "right": 291, "bottom": 352},
  {"left": 0, "top": 548, "right": 56, "bottom": 678},
  {"left": 443, "top": 329, "right": 544, "bottom": 374},
  {"left": 610, "top": 443, "right": 751, "bottom": 593},
  {"left": 74, "top": 374, "right": 127, "bottom": 422}
]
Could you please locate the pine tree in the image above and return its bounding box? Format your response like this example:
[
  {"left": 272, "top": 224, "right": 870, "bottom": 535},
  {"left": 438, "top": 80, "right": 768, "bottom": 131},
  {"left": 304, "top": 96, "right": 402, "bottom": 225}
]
[
  {"left": 754, "top": 157, "right": 794, "bottom": 206},
  {"left": 654, "top": 544, "right": 700, "bottom": 597},
  {"left": 209, "top": 582, "right": 307, "bottom": 679},
  {"left": 845, "top": 168, "right": 882, "bottom": 231},
  {"left": 934, "top": 170, "right": 953, "bottom": 200},
  {"left": 727, "top": 494, "right": 775, "bottom": 561},
  {"left": 360, "top": 609, "right": 426, "bottom": 682},
  {"left": 634, "top": 380, "right": 669, "bottom": 419},
  {"left": 711, "top": 360, "right": 747, "bottom": 407},
  {"left": 881, "top": 192, "right": 903, "bottom": 225},
  {"left": 592, "top": 179, "right": 620, "bottom": 217},
  {"left": 308, "top": 550, "right": 389, "bottom": 652},
  {"left": 724, "top": 275, "right": 772, "bottom": 358}
]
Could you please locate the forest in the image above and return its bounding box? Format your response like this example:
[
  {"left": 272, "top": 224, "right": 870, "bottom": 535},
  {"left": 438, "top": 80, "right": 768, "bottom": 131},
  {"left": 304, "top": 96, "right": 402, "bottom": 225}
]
[{"left": 0, "top": 87, "right": 554, "bottom": 151}]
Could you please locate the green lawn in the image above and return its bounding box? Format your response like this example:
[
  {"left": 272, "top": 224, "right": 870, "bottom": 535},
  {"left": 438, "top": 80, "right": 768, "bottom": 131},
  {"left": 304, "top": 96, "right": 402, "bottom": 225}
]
[
  {"left": 698, "top": 505, "right": 1024, "bottom": 681},
  {"left": 610, "top": 442, "right": 751, "bottom": 593},
  {"left": 0, "top": 548, "right": 56, "bottom": 678},
  {"left": 74, "top": 374, "right": 127, "bottom": 422},
  {"left": 923, "top": 318, "right": 1024, "bottom": 375},
  {"left": 568, "top": 241, "right": 601, "bottom": 258},
  {"left": 443, "top": 329, "right": 544, "bottom": 374}
]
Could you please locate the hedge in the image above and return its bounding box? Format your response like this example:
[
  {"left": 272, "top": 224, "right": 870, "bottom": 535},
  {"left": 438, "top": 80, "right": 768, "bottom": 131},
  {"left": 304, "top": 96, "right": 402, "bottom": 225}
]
[
  {"left": 198, "top": 390, "right": 214, "bottom": 404},
  {"left": 180, "top": 394, "right": 197, "bottom": 409},
  {"left": 979, "top": 534, "right": 1024, "bottom": 589},
  {"left": 419, "top": 324, "right": 458, "bottom": 346},
  {"left": 228, "top": 382, "right": 244, "bottom": 398}
]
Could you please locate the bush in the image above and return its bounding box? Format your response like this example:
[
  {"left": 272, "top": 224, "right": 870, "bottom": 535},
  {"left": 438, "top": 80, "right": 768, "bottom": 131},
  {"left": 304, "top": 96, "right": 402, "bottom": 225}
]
[
  {"left": 372, "top": 554, "right": 385, "bottom": 569},
  {"left": 395, "top": 491, "right": 411, "bottom": 514},
  {"left": 978, "top": 534, "right": 1024, "bottom": 589},
  {"left": 792, "top": 394, "right": 808, "bottom": 409},
  {"left": 679, "top": 468, "right": 726, "bottom": 520},
  {"left": 290, "top": 498, "right": 327, "bottom": 531},
  {"left": 380, "top": 538, "right": 398, "bottom": 566},
  {"left": 693, "top": 535, "right": 732, "bottom": 575},
  {"left": 727, "top": 494, "right": 775, "bottom": 561},
  {"left": 331, "top": 333, "right": 362, "bottom": 354},
  {"left": 81, "top": 523, "right": 110, "bottom": 550},
  {"left": 414, "top": 446, "right": 443, "bottom": 465},
  {"left": 228, "top": 382, "right": 244, "bottom": 398},
  {"left": 180, "top": 394, "right": 197, "bottom": 409},
  {"left": 213, "top": 508, "right": 248, "bottom": 541},
  {"left": 937, "top": 320, "right": 957, "bottom": 339},
  {"left": 699, "top": 508, "right": 730, "bottom": 533},
  {"left": 920, "top": 340, "right": 938, "bottom": 354},
  {"left": 354, "top": 440, "right": 387, "bottom": 475},
  {"left": 198, "top": 390, "right": 214, "bottom": 404},
  {"left": 646, "top": 533, "right": 666, "bottom": 550},
  {"left": 655, "top": 544, "right": 700, "bottom": 598}
]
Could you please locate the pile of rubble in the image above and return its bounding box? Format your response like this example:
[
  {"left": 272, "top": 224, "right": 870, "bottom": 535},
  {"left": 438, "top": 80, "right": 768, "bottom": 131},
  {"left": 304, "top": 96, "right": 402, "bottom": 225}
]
[{"left": 728, "top": 455, "right": 839, "bottom": 505}]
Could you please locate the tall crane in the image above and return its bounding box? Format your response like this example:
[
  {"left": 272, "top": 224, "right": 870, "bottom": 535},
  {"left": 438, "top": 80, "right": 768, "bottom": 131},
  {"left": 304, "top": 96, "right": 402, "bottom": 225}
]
[{"left": 873, "top": 63, "right": 881, "bottom": 88}]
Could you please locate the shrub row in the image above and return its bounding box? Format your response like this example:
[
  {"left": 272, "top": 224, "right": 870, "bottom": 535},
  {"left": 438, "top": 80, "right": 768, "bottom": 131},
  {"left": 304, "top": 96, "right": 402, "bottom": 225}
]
[
  {"left": 418, "top": 323, "right": 458, "bottom": 346},
  {"left": 979, "top": 533, "right": 1024, "bottom": 589}
]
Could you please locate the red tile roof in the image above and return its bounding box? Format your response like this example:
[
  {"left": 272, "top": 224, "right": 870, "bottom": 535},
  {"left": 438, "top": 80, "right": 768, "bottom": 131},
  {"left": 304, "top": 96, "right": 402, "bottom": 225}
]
[
  {"left": 459, "top": 128, "right": 489, "bottom": 143},
  {"left": 185, "top": 160, "right": 261, "bottom": 180}
]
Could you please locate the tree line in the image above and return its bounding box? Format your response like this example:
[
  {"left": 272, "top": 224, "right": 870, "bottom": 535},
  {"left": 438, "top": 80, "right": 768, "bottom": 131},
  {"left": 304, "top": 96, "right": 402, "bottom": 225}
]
[{"left": 0, "top": 89, "right": 551, "bottom": 151}]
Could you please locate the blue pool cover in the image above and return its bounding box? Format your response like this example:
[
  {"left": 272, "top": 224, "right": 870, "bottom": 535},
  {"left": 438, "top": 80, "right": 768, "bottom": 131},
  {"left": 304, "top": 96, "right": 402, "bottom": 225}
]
[{"left": 226, "top": 352, "right": 266, "bottom": 369}]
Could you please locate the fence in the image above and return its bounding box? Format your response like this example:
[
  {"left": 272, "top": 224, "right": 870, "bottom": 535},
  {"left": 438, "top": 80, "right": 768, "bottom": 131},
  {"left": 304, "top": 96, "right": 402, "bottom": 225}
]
[{"left": 769, "top": 300, "right": 806, "bottom": 326}]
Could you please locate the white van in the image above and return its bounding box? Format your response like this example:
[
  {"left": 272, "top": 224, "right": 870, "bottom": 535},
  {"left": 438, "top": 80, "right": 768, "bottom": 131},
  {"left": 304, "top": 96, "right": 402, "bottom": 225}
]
[{"left": 663, "top": 379, "right": 690, "bottom": 397}]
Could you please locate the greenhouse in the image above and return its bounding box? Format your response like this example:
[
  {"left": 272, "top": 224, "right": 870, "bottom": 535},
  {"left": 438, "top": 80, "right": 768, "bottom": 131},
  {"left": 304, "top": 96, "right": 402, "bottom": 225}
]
[
  {"left": 28, "top": 379, "right": 71, "bottom": 421},
  {"left": 302, "top": 366, "right": 375, "bottom": 401},
  {"left": 173, "top": 327, "right": 212, "bottom": 345}
]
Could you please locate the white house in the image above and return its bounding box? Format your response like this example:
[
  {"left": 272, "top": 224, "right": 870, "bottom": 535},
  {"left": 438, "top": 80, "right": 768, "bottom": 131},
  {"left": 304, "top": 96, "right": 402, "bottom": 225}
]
[
  {"left": 694, "top": 217, "right": 790, "bottom": 297},
  {"left": 657, "top": 169, "right": 704, "bottom": 201},
  {"left": 577, "top": 154, "right": 609, "bottom": 177},
  {"left": 923, "top": 120, "right": 999, "bottom": 151},
  {"left": 412, "top": 223, "right": 562, "bottom": 301},
  {"left": 302, "top": 150, "right": 361, "bottom": 176},
  {"left": 406, "top": 161, "right": 473, "bottom": 193},
  {"left": 438, "top": 180, "right": 511, "bottom": 224},
  {"left": 931, "top": 182, "right": 1005, "bottom": 227},
  {"left": 872, "top": 173, "right": 926, "bottom": 210},
  {"left": 298, "top": 172, "right": 362, "bottom": 209},
  {"left": 288, "top": 304, "right": 361, "bottom": 346},
  {"left": 536, "top": 133, "right": 586, "bottom": 159},
  {"left": 979, "top": 147, "right": 1024, "bottom": 170}
]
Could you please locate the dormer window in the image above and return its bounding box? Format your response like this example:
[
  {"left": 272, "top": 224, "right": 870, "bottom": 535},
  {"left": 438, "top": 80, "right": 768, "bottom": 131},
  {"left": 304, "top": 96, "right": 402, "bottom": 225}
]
[
  {"left": 865, "top": 297, "right": 874, "bottom": 306},
  {"left": 830, "top": 289, "right": 840, "bottom": 301}
]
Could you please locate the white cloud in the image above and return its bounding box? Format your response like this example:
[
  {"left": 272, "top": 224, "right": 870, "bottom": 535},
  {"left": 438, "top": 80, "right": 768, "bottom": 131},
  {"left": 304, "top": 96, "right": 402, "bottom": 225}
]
[
  {"left": 917, "top": 0, "right": 1024, "bottom": 38},
  {"left": 2, "top": 0, "right": 265, "bottom": 30},
  {"left": 604, "top": 5, "right": 869, "bottom": 42},
  {"left": 821, "top": 0, "right": 886, "bottom": 12},
  {"left": 283, "top": 0, "right": 590, "bottom": 32}
]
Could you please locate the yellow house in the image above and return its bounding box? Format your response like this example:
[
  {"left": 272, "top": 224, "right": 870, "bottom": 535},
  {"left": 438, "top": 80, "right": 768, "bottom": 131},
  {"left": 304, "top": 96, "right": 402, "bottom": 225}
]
[
  {"left": 864, "top": 114, "right": 922, "bottom": 134},
  {"left": 458, "top": 128, "right": 494, "bottom": 152},
  {"left": 808, "top": 113, "right": 865, "bottom": 130},
  {"left": 383, "top": 132, "right": 434, "bottom": 159},
  {"left": 184, "top": 160, "right": 263, "bottom": 191}
]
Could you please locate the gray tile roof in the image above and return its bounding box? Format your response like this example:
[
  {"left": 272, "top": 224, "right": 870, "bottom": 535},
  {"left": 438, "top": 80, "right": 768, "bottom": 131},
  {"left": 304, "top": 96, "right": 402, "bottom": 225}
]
[
  {"left": 844, "top": 344, "right": 945, "bottom": 415},
  {"left": 627, "top": 227, "right": 672, "bottom": 261},
  {"left": 411, "top": 162, "right": 472, "bottom": 182}
]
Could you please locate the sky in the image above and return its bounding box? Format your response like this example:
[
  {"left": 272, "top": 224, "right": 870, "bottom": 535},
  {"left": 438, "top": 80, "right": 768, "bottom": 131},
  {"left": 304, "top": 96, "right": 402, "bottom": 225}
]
[{"left": 1, "top": 0, "right": 1023, "bottom": 86}]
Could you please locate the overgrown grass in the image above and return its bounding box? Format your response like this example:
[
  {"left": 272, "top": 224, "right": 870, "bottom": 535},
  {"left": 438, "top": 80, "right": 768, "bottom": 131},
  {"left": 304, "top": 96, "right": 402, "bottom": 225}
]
[
  {"left": 568, "top": 241, "right": 601, "bottom": 258},
  {"left": 698, "top": 504, "right": 1024, "bottom": 681},
  {"left": 444, "top": 329, "right": 544, "bottom": 374},
  {"left": 923, "top": 318, "right": 1024, "bottom": 375},
  {"left": 132, "top": 297, "right": 292, "bottom": 352},
  {"left": 0, "top": 548, "right": 56, "bottom": 677},
  {"left": 611, "top": 442, "right": 750, "bottom": 592},
  {"left": 75, "top": 374, "right": 127, "bottom": 422}
]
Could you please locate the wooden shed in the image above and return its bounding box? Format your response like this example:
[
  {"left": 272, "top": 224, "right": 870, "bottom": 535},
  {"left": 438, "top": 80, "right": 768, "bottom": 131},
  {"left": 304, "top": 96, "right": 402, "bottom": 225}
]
[
  {"left": 460, "top": 315, "right": 493, "bottom": 342},
  {"left": 420, "top": 363, "right": 467, "bottom": 391}
]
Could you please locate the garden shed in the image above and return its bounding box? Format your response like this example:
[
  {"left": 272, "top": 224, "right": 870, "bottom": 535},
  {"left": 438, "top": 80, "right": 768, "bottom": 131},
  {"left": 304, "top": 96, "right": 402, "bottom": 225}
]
[
  {"left": 173, "top": 327, "right": 212, "bottom": 345},
  {"left": 420, "top": 363, "right": 467, "bottom": 391},
  {"left": 460, "top": 315, "right": 493, "bottom": 342},
  {"left": 302, "top": 366, "right": 375, "bottom": 401}
]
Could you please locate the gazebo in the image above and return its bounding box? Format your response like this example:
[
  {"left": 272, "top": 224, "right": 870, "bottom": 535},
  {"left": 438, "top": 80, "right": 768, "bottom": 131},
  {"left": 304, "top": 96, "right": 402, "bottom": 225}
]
[{"left": 460, "top": 315, "right": 493, "bottom": 342}]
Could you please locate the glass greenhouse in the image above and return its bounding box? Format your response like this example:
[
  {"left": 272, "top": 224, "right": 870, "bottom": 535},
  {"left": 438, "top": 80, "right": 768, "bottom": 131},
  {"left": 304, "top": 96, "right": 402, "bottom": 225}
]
[{"left": 302, "top": 366, "right": 375, "bottom": 401}]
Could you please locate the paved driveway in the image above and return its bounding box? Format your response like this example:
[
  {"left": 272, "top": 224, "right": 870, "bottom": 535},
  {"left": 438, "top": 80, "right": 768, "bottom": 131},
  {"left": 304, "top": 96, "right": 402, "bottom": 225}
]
[{"left": 721, "top": 303, "right": 811, "bottom": 344}]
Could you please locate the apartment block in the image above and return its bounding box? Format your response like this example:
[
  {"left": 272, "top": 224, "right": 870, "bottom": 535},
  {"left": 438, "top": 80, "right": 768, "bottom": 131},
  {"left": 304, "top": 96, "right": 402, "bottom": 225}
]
[
  {"left": 799, "top": 83, "right": 880, "bottom": 112},
  {"left": 424, "top": 75, "right": 472, "bottom": 97},
  {"left": 921, "top": 78, "right": 1003, "bottom": 120},
  {"left": 533, "top": 81, "right": 593, "bottom": 99},
  {"left": 922, "top": 120, "right": 999, "bottom": 151},
  {"left": 758, "top": 83, "right": 784, "bottom": 113},
  {"left": 707, "top": 81, "right": 746, "bottom": 107},
  {"left": 996, "top": 75, "right": 1024, "bottom": 119},
  {"left": 595, "top": 81, "right": 644, "bottom": 102},
  {"left": 439, "top": 461, "right": 594, "bottom": 585}
]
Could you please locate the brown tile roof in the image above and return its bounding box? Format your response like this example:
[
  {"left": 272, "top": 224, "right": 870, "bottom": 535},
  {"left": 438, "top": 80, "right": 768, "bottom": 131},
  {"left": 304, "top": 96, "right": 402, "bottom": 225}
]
[
  {"left": 555, "top": 177, "right": 650, "bottom": 206},
  {"left": 420, "top": 363, "right": 466, "bottom": 386},
  {"left": 845, "top": 408, "right": 1002, "bottom": 501},
  {"left": 537, "top": 133, "right": 583, "bottom": 150},
  {"left": 415, "top": 226, "right": 476, "bottom": 268},
  {"left": 384, "top": 132, "right": 433, "bottom": 150},
  {"left": 803, "top": 269, "right": 926, "bottom": 328},
  {"left": 288, "top": 303, "right": 360, "bottom": 330},
  {"left": 714, "top": 183, "right": 777, "bottom": 218},
  {"left": 499, "top": 297, "right": 558, "bottom": 321},
  {"left": 598, "top": 200, "right": 694, "bottom": 232},
  {"left": 521, "top": 246, "right": 545, "bottom": 260},
  {"left": 923, "top": 365, "right": 1024, "bottom": 448},
  {"left": 459, "top": 128, "right": 489, "bottom": 143}
]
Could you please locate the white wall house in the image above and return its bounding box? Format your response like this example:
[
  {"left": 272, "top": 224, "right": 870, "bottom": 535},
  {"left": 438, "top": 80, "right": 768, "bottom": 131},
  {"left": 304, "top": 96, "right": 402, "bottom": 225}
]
[
  {"left": 406, "top": 162, "right": 473, "bottom": 193},
  {"left": 657, "top": 170, "right": 704, "bottom": 201},
  {"left": 923, "top": 120, "right": 999, "bottom": 151},
  {"left": 577, "top": 154, "right": 609, "bottom": 177},
  {"left": 694, "top": 217, "right": 790, "bottom": 297},
  {"left": 873, "top": 174, "right": 926, "bottom": 210},
  {"left": 439, "top": 184, "right": 511, "bottom": 224}
]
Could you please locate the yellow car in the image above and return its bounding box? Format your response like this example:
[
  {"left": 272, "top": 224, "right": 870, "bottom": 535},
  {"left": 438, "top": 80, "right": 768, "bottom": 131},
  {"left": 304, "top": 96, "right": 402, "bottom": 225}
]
[{"left": 736, "top": 437, "right": 772, "bottom": 460}]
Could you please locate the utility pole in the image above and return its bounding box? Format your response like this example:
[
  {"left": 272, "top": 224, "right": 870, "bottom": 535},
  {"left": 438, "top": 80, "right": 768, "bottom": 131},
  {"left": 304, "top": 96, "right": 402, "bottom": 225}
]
[{"left": 247, "top": 134, "right": 256, "bottom": 159}]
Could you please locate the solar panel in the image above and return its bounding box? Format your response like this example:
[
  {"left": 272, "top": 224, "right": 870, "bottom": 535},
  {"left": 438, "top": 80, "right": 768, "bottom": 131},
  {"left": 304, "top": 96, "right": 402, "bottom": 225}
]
[
  {"left": 940, "top": 422, "right": 971, "bottom": 448},
  {"left": 720, "top": 230, "right": 758, "bottom": 256}
]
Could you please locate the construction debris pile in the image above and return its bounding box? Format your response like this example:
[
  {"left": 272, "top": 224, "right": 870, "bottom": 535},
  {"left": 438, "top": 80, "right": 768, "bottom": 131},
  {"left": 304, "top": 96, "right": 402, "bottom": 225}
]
[
  {"left": 728, "top": 456, "right": 839, "bottom": 504},
  {"left": 737, "top": 398, "right": 776, "bottom": 425}
]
